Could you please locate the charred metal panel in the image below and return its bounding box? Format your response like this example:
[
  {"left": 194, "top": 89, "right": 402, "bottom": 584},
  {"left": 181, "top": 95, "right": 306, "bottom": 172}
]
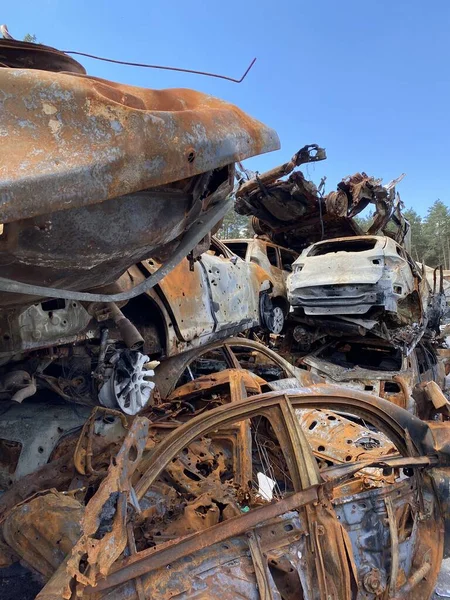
[
  {"left": 236, "top": 151, "right": 408, "bottom": 254},
  {"left": 0, "top": 69, "right": 279, "bottom": 223}
]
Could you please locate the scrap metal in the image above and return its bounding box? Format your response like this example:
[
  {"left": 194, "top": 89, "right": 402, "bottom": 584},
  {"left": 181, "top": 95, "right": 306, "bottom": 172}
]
[
  {"left": 0, "top": 373, "right": 447, "bottom": 598},
  {"left": 235, "top": 147, "right": 408, "bottom": 254},
  {"left": 0, "top": 38, "right": 279, "bottom": 314},
  {"left": 0, "top": 38, "right": 448, "bottom": 600}
]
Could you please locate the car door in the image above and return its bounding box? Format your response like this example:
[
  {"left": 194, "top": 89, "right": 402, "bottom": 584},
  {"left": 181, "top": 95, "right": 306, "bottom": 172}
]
[
  {"left": 201, "top": 238, "right": 268, "bottom": 333},
  {"left": 289, "top": 394, "right": 443, "bottom": 600},
  {"left": 249, "top": 239, "right": 287, "bottom": 298},
  {"left": 93, "top": 394, "right": 356, "bottom": 599},
  {"left": 141, "top": 257, "right": 216, "bottom": 342}
]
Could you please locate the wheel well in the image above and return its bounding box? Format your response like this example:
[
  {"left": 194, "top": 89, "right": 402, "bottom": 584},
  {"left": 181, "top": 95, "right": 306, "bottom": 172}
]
[{"left": 120, "top": 294, "right": 167, "bottom": 358}]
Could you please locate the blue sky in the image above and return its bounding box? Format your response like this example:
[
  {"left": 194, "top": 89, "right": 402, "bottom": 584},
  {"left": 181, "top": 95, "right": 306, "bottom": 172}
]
[{"left": 3, "top": 0, "right": 449, "bottom": 215}]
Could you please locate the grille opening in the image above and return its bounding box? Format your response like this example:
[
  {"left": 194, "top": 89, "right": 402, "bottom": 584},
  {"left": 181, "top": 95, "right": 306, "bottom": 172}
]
[{"left": 41, "top": 299, "right": 66, "bottom": 311}]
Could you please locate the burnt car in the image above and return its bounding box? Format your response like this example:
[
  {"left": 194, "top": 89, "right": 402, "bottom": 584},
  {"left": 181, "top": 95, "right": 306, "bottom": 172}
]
[
  {"left": 0, "top": 238, "right": 287, "bottom": 416},
  {"left": 2, "top": 385, "right": 450, "bottom": 599},
  {"left": 0, "top": 40, "right": 279, "bottom": 315},
  {"left": 300, "top": 337, "right": 446, "bottom": 418},
  {"left": 119, "top": 237, "right": 284, "bottom": 359},
  {"left": 287, "top": 235, "right": 432, "bottom": 349},
  {"left": 223, "top": 237, "right": 298, "bottom": 332},
  {"left": 0, "top": 338, "right": 316, "bottom": 490},
  {"left": 0, "top": 40, "right": 279, "bottom": 416},
  {"left": 235, "top": 148, "right": 409, "bottom": 255}
]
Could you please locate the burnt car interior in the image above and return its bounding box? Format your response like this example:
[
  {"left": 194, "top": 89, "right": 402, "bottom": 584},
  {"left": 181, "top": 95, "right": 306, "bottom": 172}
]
[
  {"left": 226, "top": 241, "right": 249, "bottom": 260},
  {"left": 317, "top": 340, "right": 403, "bottom": 371},
  {"left": 175, "top": 345, "right": 289, "bottom": 389}
]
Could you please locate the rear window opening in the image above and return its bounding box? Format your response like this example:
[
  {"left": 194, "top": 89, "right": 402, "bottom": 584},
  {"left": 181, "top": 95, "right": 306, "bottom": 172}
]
[
  {"left": 225, "top": 242, "right": 248, "bottom": 260},
  {"left": 318, "top": 341, "right": 402, "bottom": 371},
  {"left": 308, "top": 238, "right": 377, "bottom": 256}
]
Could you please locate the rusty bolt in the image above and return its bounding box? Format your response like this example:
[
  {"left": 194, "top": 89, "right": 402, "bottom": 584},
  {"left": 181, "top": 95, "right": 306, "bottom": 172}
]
[{"left": 363, "top": 569, "right": 384, "bottom": 594}]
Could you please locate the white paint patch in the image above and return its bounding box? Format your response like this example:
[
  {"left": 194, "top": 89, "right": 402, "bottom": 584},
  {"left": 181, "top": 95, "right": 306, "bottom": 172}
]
[
  {"left": 48, "top": 119, "right": 62, "bottom": 135},
  {"left": 42, "top": 102, "right": 57, "bottom": 115},
  {"left": 257, "top": 472, "right": 275, "bottom": 501}
]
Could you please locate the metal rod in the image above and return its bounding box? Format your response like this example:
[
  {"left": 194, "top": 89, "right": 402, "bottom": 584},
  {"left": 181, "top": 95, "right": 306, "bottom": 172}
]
[{"left": 63, "top": 51, "right": 257, "bottom": 83}]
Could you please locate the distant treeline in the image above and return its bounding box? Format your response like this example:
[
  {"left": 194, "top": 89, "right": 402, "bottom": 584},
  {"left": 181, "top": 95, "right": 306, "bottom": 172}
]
[{"left": 404, "top": 200, "right": 450, "bottom": 268}]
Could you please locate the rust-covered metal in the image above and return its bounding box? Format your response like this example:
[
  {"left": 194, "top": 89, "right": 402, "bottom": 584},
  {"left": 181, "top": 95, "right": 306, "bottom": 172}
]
[
  {"left": 236, "top": 152, "right": 409, "bottom": 254},
  {"left": 0, "top": 39, "right": 86, "bottom": 73},
  {"left": 0, "top": 46, "right": 279, "bottom": 314},
  {"left": 0, "top": 380, "right": 447, "bottom": 599},
  {"left": 0, "top": 39, "right": 448, "bottom": 600},
  {"left": 0, "top": 69, "right": 278, "bottom": 223},
  {"left": 37, "top": 416, "right": 148, "bottom": 599}
]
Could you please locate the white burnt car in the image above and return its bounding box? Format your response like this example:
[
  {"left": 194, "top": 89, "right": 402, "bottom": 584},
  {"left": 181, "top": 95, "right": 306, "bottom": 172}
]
[{"left": 287, "top": 236, "right": 432, "bottom": 346}]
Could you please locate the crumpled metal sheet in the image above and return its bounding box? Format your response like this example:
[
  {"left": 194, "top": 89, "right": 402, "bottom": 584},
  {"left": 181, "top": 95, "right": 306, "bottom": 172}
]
[
  {"left": 36, "top": 416, "right": 149, "bottom": 599},
  {"left": 236, "top": 148, "right": 409, "bottom": 254},
  {"left": 0, "top": 39, "right": 86, "bottom": 73},
  {"left": 0, "top": 69, "right": 279, "bottom": 223},
  {"left": 2, "top": 490, "right": 84, "bottom": 578}
]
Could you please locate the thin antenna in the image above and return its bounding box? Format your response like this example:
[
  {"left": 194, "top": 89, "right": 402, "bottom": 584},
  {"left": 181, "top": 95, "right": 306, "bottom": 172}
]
[{"left": 62, "top": 51, "right": 257, "bottom": 83}]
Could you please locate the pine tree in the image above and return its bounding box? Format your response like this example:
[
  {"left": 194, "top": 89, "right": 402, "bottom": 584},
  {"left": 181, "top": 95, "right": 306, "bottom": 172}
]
[
  {"left": 216, "top": 209, "right": 251, "bottom": 239},
  {"left": 23, "top": 33, "right": 37, "bottom": 43},
  {"left": 422, "top": 200, "right": 450, "bottom": 268},
  {"left": 403, "top": 208, "right": 428, "bottom": 262}
]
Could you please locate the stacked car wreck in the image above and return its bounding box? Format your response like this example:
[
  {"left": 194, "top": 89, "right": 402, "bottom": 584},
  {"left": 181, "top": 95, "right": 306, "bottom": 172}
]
[
  {"left": 235, "top": 148, "right": 447, "bottom": 415},
  {"left": 0, "top": 38, "right": 449, "bottom": 600}
]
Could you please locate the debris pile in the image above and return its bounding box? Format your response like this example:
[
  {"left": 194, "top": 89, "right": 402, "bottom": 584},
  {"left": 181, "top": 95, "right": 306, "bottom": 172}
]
[
  {"left": 0, "top": 38, "right": 448, "bottom": 600},
  {"left": 235, "top": 147, "right": 448, "bottom": 417}
]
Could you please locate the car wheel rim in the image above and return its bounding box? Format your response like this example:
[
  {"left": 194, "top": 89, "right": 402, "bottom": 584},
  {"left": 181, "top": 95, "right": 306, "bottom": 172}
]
[{"left": 270, "top": 306, "right": 284, "bottom": 334}]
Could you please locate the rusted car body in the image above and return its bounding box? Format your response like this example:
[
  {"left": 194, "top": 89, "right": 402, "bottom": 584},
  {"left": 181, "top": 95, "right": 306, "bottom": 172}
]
[
  {"left": 300, "top": 337, "right": 446, "bottom": 417},
  {"left": 0, "top": 338, "right": 314, "bottom": 491},
  {"left": 236, "top": 148, "right": 409, "bottom": 254},
  {"left": 0, "top": 40, "right": 281, "bottom": 415},
  {"left": 1, "top": 384, "right": 449, "bottom": 599},
  {"left": 118, "top": 237, "right": 282, "bottom": 359},
  {"left": 151, "top": 336, "right": 319, "bottom": 398},
  {"left": 223, "top": 237, "right": 298, "bottom": 318},
  {"left": 0, "top": 41, "right": 279, "bottom": 312},
  {"left": 0, "top": 239, "right": 288, "bottom": 415}
]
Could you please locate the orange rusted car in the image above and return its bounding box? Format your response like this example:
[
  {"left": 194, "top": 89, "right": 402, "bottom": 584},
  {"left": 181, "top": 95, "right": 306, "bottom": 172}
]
[{"left": 1, "top": 385, "right": 449, "bottom": 599}]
